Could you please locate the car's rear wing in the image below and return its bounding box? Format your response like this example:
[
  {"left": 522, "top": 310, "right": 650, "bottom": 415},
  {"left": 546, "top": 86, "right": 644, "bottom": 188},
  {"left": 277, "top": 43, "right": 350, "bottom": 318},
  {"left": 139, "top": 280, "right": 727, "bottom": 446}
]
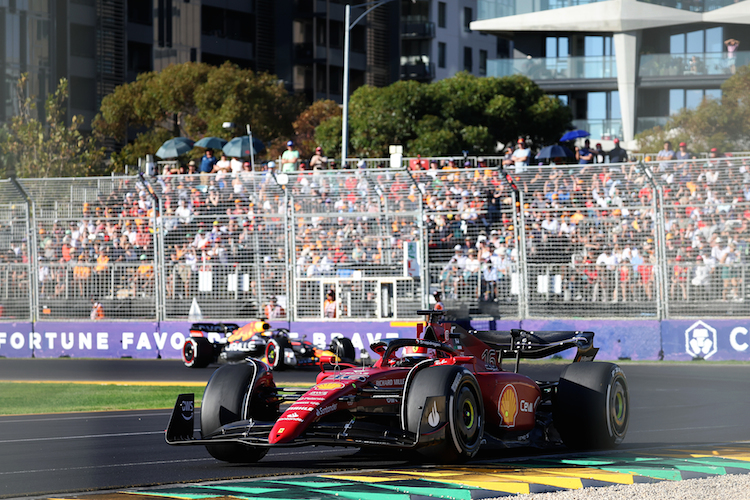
[{"left": 471, "top": 328, "right": 598, "bottom": 368}]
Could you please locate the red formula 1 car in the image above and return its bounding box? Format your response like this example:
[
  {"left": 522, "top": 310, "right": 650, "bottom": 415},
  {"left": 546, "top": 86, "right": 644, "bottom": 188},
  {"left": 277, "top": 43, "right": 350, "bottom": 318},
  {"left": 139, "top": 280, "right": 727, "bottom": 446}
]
[
  {"left": 181, "top": 320, "right": 356, "bottom": 371},
  {"left": 166, "top": 311, "right": 629, "bottom": 463}
]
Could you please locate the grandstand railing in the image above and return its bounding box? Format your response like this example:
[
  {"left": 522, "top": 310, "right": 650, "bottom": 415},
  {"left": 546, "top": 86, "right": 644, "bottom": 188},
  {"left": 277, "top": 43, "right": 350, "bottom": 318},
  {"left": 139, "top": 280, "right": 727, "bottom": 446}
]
[{"left": 2, "top": 155, "right": 750, "bottom": 322}]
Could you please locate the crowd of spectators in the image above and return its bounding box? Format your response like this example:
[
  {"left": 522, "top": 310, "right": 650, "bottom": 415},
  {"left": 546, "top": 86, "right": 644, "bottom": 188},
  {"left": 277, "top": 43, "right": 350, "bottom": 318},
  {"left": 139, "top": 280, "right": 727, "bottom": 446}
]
[{"left": 4, "top": 140, "right": 750, "bottom": 321}]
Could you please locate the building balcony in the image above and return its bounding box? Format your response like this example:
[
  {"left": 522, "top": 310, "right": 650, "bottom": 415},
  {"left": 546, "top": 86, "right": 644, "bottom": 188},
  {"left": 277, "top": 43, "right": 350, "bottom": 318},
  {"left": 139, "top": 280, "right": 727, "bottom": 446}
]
[
  {"left": 572, "top": 119, "right": 623, "bottom": 140},
  {"left": 488, "top": 56, "right": 617, "bottom": 80},
  {"left": 400, "top": 62, "right": 435, "bottom": 81},
  {"left": 401, "top": 21, "right": 435, "bottom": 38},
  {"left": 477, "top": 0, "right": 610, "bottom": 19},
  {"left": 636, "top": 0, "right": 746, "bottom": 12},
  {"left": 639, "top": 51, "right": 750, "bottom": 77}
]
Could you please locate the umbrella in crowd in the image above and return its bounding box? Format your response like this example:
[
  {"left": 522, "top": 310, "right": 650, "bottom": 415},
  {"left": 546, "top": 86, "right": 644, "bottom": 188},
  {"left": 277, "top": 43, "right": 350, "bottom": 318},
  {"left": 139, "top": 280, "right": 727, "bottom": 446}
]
[
  {"left": 194, "top": 136, "right": 228, "bottom": 149},
  {"left": 536, "top": 145, "right": 574, "bottom": 160},
  {"left": 156, "top": 137, "right": 195, "bottom": 159},
  {"left": 560, "top": 129, "right": 590, "bottom": 142},
  {"left": 222, "top": 136, "right": 265, "bottom": 158}
]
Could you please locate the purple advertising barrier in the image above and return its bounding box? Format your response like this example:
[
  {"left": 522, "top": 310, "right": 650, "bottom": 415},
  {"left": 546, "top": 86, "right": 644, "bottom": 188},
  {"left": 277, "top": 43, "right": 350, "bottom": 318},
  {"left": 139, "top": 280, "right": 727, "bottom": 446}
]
[
  {"left": 520, "top": 319, "right": 662, "bottom": 361},
  {"left": 18, "top": 319, "right": 668, "bottom": 361},
  {"left": 31, "top": 322, "right": 163, "bottom": 359},
  {"left": 661, "top": 319, "right": 750, "bottom": 361},
  {"left": 0, "top": 323, "right": 35, "bottom": 358}
]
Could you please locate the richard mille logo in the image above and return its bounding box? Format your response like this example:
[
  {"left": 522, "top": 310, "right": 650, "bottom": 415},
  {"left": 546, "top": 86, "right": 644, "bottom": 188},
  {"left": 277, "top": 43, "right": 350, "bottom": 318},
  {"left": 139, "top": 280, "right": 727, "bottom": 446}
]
[{"left": 428, "top": 401, "right": 440, "bottom": 427}]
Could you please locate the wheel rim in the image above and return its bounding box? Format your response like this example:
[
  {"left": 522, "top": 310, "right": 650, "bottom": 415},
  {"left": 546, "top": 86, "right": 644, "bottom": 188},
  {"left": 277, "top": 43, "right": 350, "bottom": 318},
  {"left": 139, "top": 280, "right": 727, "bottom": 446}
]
[
  {"left": 454, "top": 385, "right": 481, "bottom": 449},
  {"left": 183, "top": 340, "right": 195, "bottom": 363},
  {"left": 266, "top": 341, "right": 278, "bottom": 366},
  {"left": 609, "top": 376, "right": 628, "bottom": 437}
]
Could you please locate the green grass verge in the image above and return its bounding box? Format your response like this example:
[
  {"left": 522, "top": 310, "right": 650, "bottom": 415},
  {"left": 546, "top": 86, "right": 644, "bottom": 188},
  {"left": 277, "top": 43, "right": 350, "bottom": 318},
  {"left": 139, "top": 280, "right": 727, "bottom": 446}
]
[{"left": 0, "top": 382, "right": 206, "bottom": 415}]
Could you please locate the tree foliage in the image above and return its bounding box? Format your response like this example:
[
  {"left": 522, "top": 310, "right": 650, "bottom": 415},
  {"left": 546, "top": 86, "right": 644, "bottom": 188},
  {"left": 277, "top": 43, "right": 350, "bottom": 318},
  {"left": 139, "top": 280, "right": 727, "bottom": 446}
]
[
  {"left": 291, "top": 99, "right": 341, "bottom": 160},
  {"left": 315, "top": 72, "right": 572, "bottom": 158},
  {"left": 636, "top": 65, "right": 750, "bottom": 154},
  {"left": 0, "top": 75, "right": 106, "bottom": 178},
  {"left": 94, "top": 62, "right": 305, "bottom": 169}
]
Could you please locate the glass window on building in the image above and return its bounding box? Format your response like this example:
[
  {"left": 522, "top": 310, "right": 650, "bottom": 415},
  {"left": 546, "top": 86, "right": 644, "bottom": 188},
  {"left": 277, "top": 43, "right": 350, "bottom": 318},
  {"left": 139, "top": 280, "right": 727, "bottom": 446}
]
[
  {"left": 670, "top": 33, "right": 685, "bottom": 54},
  {"left": 464, "top": 7, "right": 472, "bottom": 32},
  {"left": 686, "top": 30, "right": 704, "bottom": 53},
  {"left": 705, "top": 27, "right": 723, "bottom": 53},
  {"left": 670, "top": 27, "right": 723, "bottom": 54},
  {"left": 438, "top": 42, "right": 446, "bottom": 68},
  {"left": 480, "top": 49, "right": 487, "bottom": 76},
  {"left": 670, "top": 88, "right": 721, "bottom": 115},
  {"left": 545, "top": 36, "right": 569, "bottom": 57},
  {"left": 584, "top": 36, "right": 614, "bottom": 56},
  {"left": 464, "top": 46, "right": 473, "bottom": 72},
  {"left": 438, "top": 2, "right": 446, "bottom": 29}
]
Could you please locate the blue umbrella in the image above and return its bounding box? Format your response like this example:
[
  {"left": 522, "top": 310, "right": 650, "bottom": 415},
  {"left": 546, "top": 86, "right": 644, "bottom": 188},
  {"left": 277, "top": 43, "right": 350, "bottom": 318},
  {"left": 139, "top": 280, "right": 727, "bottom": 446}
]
[
  {"left": 560, "top": 129, "right": 590, "bottom": 142},
  {"left": 222, "top": 136, "right": 265, "bottom": 158},
  {"left": 156, "top": 137, "right": 194, "bottom": 159},
  {"left": 536, "top": 145, "right": 574, "bottom": 160},
  {"left": 194, "top": 136, "right": 228, "bottom": 149}
]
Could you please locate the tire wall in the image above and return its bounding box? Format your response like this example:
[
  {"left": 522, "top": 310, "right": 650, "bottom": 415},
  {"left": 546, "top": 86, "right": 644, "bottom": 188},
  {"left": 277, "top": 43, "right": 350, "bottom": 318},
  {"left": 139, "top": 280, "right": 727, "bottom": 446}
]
[{"left": 1, "top": 319, "right": 749, "bottom": 361}]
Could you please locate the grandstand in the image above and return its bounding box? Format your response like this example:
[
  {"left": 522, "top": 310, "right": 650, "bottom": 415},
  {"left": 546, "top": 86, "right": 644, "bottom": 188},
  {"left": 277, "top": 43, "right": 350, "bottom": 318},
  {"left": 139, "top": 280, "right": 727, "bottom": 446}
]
[{"left": 1, "top": 155, "right": 748, "bottom": 322}]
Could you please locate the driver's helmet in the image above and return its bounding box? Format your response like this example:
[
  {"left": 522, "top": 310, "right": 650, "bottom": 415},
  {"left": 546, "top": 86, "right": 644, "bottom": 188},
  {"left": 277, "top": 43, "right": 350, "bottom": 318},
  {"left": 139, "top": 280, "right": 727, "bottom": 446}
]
[{"left": 405, "top": 344, "right": 430, "bottom": 357}]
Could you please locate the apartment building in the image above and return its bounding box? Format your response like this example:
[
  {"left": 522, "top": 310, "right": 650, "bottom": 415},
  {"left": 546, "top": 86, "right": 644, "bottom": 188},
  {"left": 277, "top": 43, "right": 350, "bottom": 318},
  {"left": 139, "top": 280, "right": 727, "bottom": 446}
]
[
  {"left": 1, "top": 0, "right": 498, "bottom": 130},
  {"left": 472, "top": 0, "right": 750, "bottom": 146}
]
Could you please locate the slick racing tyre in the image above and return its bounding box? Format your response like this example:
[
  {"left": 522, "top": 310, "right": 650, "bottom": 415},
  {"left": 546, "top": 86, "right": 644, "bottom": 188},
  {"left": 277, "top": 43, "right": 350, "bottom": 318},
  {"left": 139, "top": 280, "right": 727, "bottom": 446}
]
[
  {"left": 182, "top": 337, "right": 212, "bottom": 368},
  {"left": 265, "top": 337, "right": 291, "bottom": 371},
  {"left": 200, "top": 362, "right": 270, "bottom": 463},
  {"left": 330, "top": 337, "right": 356, "bottom": 362},
  {"left": 554, "top": 362, "right": 629, "bottom": 450},
  {"left": 404, "top": 365, "right": 484, "bottom": 462}
]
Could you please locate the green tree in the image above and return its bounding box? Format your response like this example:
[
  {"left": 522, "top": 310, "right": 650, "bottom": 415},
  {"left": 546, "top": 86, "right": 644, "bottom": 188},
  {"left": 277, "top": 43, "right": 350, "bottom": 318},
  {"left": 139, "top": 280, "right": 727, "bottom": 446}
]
[
  {"left": 316, "top": 72, "right": 572, "bottom": 158},
  {"left": 94, "top": 62, "right": 304, "bottom": 169},
  {"left": 1, "top": 75, "right": 105, "bottom": 178},
  {"left": 291, "top": 99, "right": 341, "bottom": 160}
]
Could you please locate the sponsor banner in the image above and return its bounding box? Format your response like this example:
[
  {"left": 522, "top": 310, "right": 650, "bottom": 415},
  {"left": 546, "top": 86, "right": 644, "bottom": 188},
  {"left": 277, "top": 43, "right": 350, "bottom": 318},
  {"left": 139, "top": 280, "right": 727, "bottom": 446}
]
[
  {"left": 520, "top": 319, "right": 662, "bottom": 361},
  {"left": 8, "top": 318, "right": 748, "bottom": 361},
  {"left": 0, "top": 323, "right": 34, "bottom": 358},
  {"left": 30, "top": 322, "right": 165, "bottom": 358},
  {"left": 661, "top": 319, "right": 750, "bottom": 361}
]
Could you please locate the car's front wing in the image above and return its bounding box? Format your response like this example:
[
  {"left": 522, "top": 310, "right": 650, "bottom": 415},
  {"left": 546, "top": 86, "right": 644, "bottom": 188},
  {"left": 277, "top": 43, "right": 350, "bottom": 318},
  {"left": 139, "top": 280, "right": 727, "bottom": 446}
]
[{"left": 165, "top": 393, "right": 419, "bottom": 449}]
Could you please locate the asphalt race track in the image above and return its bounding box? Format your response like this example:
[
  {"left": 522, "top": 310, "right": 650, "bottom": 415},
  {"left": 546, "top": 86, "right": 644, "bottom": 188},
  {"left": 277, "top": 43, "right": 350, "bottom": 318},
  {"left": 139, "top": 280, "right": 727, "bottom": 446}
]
[{"left": 1, "top": 358, "right": 750, "bottom": 499}]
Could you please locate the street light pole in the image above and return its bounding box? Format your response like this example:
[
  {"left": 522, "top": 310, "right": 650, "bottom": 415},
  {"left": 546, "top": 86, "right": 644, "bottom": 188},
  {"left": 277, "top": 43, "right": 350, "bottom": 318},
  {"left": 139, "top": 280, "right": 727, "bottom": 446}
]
[
  {"left": 246, "top": 124, "right": 255, "bottom": 172},
  {"left": 341, "top": 0, "right": 402, "bottom": 168}
]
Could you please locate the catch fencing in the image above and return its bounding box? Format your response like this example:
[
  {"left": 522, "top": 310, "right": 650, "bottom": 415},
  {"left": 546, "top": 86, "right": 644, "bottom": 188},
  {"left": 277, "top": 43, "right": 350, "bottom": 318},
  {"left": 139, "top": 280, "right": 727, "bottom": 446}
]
[{"left": 2, "top": 155, "right": 750, "bottom": 322}]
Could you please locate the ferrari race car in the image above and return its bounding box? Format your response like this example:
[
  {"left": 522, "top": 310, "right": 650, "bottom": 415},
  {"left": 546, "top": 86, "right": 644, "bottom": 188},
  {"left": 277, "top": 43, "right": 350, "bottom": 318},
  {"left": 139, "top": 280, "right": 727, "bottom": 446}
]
[
  {"left": 181, "top": 320, "right": 356, "bottom": 371},
  {"left": 167, "top": 311, "right": 629, "bottom": 463}
]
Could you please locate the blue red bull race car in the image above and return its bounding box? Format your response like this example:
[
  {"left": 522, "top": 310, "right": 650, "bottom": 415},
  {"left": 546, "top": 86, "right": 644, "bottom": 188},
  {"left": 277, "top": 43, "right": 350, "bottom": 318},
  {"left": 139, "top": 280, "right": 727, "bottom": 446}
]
[
  {"left": 167, "top": 311, "right": 629, "bottom": 463},
  {"left": 181, "top": 320, "right": 356, "bottom": 371}
]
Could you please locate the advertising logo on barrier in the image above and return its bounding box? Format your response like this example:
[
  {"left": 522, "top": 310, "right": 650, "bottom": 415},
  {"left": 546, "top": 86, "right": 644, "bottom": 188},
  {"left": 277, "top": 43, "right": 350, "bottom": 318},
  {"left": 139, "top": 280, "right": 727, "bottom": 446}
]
[{"left": 685, "top": 320, "right": 718, "bottom": 359}]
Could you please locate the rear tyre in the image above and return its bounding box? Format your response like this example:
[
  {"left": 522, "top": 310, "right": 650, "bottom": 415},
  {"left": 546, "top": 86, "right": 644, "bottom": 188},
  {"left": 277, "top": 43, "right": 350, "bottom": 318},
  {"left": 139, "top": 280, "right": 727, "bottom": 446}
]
[
  {"left": 404, "top": 365, "right": 484, "bottom": 462},
  {"left": 330, "top": 337, "right": 356, "bottom": 362},
  {"left": 265, "top": 337, "right": 291, "bottom": 371},
  {"left": 554, "top": 362, "right": 629, "bottom": 450},
  {"left": 182, "top": 337, "right": 212, "bottom": 368},
  {"left": 200, "top": 362, "right": 270, "bottom": 463}
]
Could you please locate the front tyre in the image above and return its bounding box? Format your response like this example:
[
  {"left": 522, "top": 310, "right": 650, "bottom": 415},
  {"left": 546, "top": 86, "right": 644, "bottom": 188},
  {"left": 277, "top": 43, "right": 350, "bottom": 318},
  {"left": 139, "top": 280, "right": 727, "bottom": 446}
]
[
  {"left": 182, "top": 337, "right": 212, "bottom": 368},
  {"left": 404, "top": 365, "right": 484, "bottom": 462},
  {"left": 200, "top": 363, "right": 269, "bottom": 463},
  {"left": 265, "top": 337, "right": 291, "bottom": 371},
  {"left": 554, "top": 362, "right": 629, "bottom": 450}
]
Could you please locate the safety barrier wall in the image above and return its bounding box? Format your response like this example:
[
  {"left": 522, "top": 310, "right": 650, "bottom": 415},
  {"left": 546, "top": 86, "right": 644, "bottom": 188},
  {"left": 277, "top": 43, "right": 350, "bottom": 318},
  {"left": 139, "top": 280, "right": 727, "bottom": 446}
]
[
  {"left": 0, "top": 156, "right": 749, "bottom": 323},
  {"left": 1, "top": 319, "right": 749, "bottom": 361}
]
